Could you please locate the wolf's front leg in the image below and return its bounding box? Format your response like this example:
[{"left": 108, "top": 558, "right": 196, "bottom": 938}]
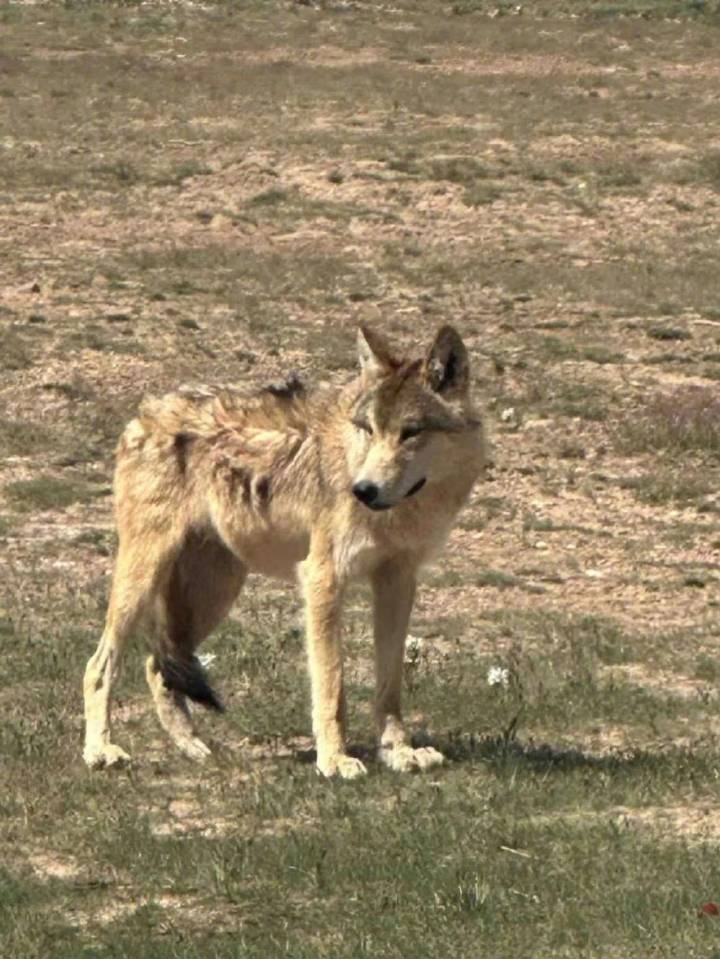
[
  {"left": 299, "top": 538, "right": 366, "bottom": 780},
  {"left": 372, "top": 561, "right": 444, "bottom": 773}
]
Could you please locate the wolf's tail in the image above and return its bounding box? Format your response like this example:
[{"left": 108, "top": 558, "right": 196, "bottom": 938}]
[{"left": 158, "top": 653, "right": 225, "bottom": 712}]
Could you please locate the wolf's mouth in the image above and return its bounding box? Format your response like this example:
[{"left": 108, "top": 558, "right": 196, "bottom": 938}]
[
  {"left": 360, "top": 477, "right": 426, "bottom": 511},
  {"left": 404, "top": 477, "right": 426, "bottom": 499}
]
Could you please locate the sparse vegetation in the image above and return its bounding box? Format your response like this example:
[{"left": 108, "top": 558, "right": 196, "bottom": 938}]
[
  {"left": 2, "top": 0, "right": 720, "bottom": 955},
  {"left": 617, "top": 387, "right": 720, "bottom": 456},
  {"left": 647, "top": 324, "right": 692, "bottom": 342},
  {"left": 0, "top": 420, "right": 57, "bottom": 458},
  {"left": 0, "top": 329, "right": 33, "bottom": 371},
  {"left": 621, "top": 468, "right": 715, "bottom": 508},
  {"left": 5, "top": 475, "right": 106, "bottom": 513}
]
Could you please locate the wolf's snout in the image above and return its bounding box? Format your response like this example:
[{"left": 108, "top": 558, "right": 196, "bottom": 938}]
[{"left": 352, "top": 480, "right": 380, "bottom": 507}]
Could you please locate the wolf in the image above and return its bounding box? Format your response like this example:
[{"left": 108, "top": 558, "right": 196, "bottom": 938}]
[{"left": 83, "top": 324, "right": 486, "bottom": 779}]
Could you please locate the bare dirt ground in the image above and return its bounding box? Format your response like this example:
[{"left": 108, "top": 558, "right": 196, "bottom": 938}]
[{"left": 2, "top": 2, "right": 720, "bottom": 956}]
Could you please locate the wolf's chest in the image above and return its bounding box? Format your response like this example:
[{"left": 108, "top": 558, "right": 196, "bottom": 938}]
[
  {"left": 239, "top": 529, "right": 311, "bottom": 580},
  {"left": 331, "top": 507, "right": 455, "bottom": 581}
]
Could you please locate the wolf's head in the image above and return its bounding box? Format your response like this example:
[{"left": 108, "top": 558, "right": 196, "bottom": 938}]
[{"left": 346, "top": 325, "right": 482, "bottom": 512}]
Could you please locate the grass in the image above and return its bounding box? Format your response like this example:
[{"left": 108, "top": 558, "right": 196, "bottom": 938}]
[
  {"left": 2, "top": 595, "right": 720, "bottom": 957},
  {"left": 452, "top": 0, "right": 720, "bottom": 13},
  {"left": 620, "top": 469, "right": 715, "bottom": 509},
  {"left": 4, "top": 475, "right": 107, "bottom": 512},
  {"left": 6, "top": 776, "right": 720, "bottom": 958},
  {"left": 647, "top": 324, "right": 692, "bottom": 342},
  {"left": 2, "top": 0, "right": 720, "bottom": 955},
  {"left": 617, "top": 387, "right": 720, "bottom": 456},
  {"left": 516, "top": 378, "right": 611, "bottom": 423},
  {"left": 0, "top": 420, "right": 58, "bottom": 457},
  {"left": 0, "top": 329, "right": 34, "bottom": 371}
]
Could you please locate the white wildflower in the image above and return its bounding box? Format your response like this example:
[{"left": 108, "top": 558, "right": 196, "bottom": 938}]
[
  {"left": 405, "top": 635, "right": 424, "bottom": 662},
  {"left": 197, "top": 652, "right": 217, "bottom": 669},
  {"left": 487, "top": 665, "right": 510, "bottom": 688}
]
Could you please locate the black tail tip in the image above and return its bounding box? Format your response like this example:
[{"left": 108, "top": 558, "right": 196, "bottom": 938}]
[{"left": 160, "top": 655, "right": 224, "bottom": 713}]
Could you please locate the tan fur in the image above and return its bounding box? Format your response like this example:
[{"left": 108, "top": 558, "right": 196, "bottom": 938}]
[{"left": 83, "top": 325, "right": 486, "bottom": 777}]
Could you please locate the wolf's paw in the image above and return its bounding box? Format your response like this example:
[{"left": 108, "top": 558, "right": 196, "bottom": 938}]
[
  {"left": 178, "top": 736, "right": 212, "bottom": 762},
  {"left": 317, "top": 754, "right": 368, "bottom": 780},
  {"left": 378, "top": 743, "right": 445, "bottom": 773},
  {"left": 84, "top": 743, "right": 131, "bottom": 770}
]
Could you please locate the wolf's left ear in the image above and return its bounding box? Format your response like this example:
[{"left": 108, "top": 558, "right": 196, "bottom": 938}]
[
  {"left": 424, "top": 325, "right": 469, "bottom": 395},
  {"left": 357, "top": 326, "right": 395, "bottom": 380}
]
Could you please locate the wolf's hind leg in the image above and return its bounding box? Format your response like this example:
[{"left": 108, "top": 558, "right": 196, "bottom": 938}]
[
  {"left": 372, "top": 561, "right": 444, "bottom": 773},
  {"left": 83, "top": 535, "right": 177, "bottom": 769},
  {"left": 145, "top": 656, "right": 213, "bottom": 761},
  {"left": 149, "top": 531, "right": 246, "bottom": 759}
]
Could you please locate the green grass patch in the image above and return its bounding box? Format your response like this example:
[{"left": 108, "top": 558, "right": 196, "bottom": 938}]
[
  {"left": 0, "top": 329, "right": 33, "bottom": 371},
  {"left": 528, "top": 378, "right": 610, "bottom": 422},
  {"left": 647, "top": 324, "right": 692, "bottom": 342},
  {"left": 4, "top": 474, "right": 107, "bottom": 512},
  {"left": 0, "top": 420, "right": 58, "bottom": 458},
  {"left": 248, "top": 187, "right": 289, "bottom": 207},
  {"left": 620, "top": 469, "right": 715, "bottom": 508},
  {"left": 453, "top": 0, "right": 720, "bottom": 17}
]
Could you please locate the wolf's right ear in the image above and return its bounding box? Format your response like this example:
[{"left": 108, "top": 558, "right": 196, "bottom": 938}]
[{"left": 357, "top": 326, "right": 395, "bottom": 381}]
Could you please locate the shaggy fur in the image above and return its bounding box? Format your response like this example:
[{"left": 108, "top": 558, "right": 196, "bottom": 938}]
[{"left": 83, "top": 325, "right": 486, "bottom": 778}]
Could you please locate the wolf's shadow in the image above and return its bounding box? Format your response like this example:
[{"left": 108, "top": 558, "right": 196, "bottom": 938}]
[{"left": 293, "top": 733, "right": 671, "bottom": 774}]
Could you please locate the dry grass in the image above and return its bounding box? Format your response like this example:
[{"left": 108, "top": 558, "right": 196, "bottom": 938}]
[
  {"left": 617, "top": 386, "right": 720, "bottom": 456},
  {"left": 2, "top": 0, "right": 720, "bottom": 955}
]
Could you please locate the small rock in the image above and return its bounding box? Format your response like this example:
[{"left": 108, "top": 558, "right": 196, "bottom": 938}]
[{"left": 209, "top": 214, "right": 234, "bottom": 233}]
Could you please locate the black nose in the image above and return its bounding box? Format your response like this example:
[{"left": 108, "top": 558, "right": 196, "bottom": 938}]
[{"left": 352, "top": 481, "right": 379, "bottom": 506}]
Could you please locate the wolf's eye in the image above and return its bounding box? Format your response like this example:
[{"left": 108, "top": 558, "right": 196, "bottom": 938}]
[
  {"left": 353, "top": 419, "right": 373, "bottom": 435},
  {"left": 400, "top": 424, "right": 423, "bottom": 442}
]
